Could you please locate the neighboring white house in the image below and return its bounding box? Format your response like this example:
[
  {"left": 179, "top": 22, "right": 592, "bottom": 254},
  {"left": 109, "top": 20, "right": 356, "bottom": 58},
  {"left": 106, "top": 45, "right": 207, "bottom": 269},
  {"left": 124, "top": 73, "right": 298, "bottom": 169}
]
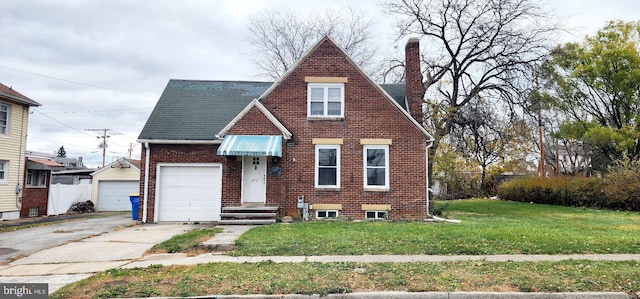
[
  {"left": 0, "top": 83, "right": 40, "bottom": 220},
  {"left": 90, "top": 158, "right": 140, "bottom": 211}
]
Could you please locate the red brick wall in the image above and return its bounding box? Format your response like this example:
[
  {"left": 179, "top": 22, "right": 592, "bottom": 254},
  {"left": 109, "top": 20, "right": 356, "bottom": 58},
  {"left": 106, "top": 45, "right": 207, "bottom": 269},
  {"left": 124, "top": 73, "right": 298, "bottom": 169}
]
[
  {"left": 21, "top": 169, "right": 50, "bottom": 218},
  {"left": 21, "top": 188, "right": 49, "bottom": 218},
  {"left": 257, "top": 39, "right": 428, "bottom": 219}
]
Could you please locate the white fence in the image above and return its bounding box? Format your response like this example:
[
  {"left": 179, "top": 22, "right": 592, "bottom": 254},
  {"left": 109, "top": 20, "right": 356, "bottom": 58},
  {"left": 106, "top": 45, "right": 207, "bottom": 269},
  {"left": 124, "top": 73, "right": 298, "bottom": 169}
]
[{"left": 47, "top": 183, "right": 92, "bottom": 215}]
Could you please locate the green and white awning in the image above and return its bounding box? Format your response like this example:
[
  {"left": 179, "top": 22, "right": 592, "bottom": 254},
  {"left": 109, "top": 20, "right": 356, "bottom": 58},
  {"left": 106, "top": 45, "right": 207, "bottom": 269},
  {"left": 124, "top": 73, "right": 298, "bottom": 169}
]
[{"left": 217, "top": 135, "right": 282, "bottom": 157}]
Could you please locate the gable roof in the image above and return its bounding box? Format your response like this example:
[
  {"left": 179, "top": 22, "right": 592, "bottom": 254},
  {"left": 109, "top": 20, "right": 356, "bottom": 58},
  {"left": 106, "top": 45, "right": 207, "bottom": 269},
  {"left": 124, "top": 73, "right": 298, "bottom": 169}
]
[
  {"left": 139, "top": 80, "right": 410, "bottom": 142},
  {"left": 91, "top": 158, "right": 141, "bottom": 176},
  {"left": 0, "top": 83, "right": 41, "bottom": 106},
  {"left": 217, "top": 99, "right": 293, "bottom": 139}
]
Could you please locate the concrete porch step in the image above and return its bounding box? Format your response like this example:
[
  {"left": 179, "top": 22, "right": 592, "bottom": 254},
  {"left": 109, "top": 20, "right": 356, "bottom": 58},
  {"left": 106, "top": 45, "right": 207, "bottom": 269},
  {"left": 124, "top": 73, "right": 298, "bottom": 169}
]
[
  {"left": 217, "top": 219, "right": 276, "bottom": 225},
  {"left": 220, "top": 212, "right": 277, "bottom": 219},
  {"left": 222, "top": 206, "right": 279, "bottom": 212}
]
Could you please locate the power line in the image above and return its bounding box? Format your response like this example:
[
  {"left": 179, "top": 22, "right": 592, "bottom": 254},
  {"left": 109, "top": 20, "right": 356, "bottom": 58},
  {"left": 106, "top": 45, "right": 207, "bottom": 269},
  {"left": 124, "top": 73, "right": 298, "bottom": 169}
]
[
  {"left": 34, "top": 110, "right": 96, "bottom": 138},
  {"left": 0, "top": 64, "right": 157, "bottom": 99},
  {"left": 84, "top": 128, "right": 123, "bottom": 167}
]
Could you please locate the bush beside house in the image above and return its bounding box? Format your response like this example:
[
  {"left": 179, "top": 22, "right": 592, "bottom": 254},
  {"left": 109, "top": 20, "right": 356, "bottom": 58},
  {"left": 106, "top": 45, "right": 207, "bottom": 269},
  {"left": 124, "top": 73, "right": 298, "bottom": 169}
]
[{"left": 497, "top": 168, "right": 640, "bottom": 211}]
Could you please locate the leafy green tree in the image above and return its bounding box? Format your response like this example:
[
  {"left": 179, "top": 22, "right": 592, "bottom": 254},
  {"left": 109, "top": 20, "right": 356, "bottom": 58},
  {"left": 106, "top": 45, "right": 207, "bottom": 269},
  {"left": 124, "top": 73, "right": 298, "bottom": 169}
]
[{"left": 542, "top": 21, "right": 640, "bottom": 170}]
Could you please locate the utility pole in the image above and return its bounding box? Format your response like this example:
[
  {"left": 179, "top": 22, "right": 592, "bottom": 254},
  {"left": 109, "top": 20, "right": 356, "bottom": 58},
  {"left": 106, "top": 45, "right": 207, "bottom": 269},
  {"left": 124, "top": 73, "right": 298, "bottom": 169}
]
[{"left": 84, "top": 129, "right": 122, "bottom": 167}]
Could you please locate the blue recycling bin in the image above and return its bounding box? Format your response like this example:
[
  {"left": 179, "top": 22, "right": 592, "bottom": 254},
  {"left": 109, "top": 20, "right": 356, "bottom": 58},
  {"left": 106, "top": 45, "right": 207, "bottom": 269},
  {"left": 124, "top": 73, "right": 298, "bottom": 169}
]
[{"left": 129, "top": 194, "right": 140, "bottom": 220}]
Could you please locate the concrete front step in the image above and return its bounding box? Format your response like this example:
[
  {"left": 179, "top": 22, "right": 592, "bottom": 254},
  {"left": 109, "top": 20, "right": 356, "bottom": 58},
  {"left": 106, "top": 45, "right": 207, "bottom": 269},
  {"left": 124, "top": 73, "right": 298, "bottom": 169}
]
[
  {"left": 220, "top": 212, "right": 277, "bottom": 219},
  {"left": 218, "top": 219, "right": 276, "bottom": 225},
  {"left": 222, "top": 206, "right": 279, "bottom": 212}
]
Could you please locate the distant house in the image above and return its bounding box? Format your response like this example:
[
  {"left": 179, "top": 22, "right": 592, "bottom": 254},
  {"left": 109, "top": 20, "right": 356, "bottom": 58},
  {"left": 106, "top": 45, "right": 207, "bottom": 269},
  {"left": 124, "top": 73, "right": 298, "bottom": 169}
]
[
  {"left": 0, "top": 83, "right": 41, "bottom": 220},
  {"left": 21, "top": 151, "right": 64, "bottom": 217},
  {"left": 51, "top": 156, "right": 92, "bottom": 185},
  {"left": 53, "top": 156, "right": 85, "bottom": 169},
  {"left": 90, "top": 158, "right": 141, "bottom": 211},
  {"left": 137, "top": 36, "right": 433, "bottom": 223}
]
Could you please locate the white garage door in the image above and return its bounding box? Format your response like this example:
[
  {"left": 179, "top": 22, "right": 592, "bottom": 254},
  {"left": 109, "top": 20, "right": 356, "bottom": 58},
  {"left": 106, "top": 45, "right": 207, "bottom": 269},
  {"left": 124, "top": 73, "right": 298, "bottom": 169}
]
[
  {"left": 97, "top": 181, "right": 139, "bottom": 211},
  {"left": 157, "top": 164, "right": 222, "bottom": 222}
]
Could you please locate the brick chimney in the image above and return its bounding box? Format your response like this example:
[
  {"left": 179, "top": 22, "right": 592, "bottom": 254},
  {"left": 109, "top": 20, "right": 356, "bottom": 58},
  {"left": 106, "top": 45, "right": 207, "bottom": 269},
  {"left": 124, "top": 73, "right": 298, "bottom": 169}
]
[{"left": 405, "top": 37, "right": 424, "bottom": 123}]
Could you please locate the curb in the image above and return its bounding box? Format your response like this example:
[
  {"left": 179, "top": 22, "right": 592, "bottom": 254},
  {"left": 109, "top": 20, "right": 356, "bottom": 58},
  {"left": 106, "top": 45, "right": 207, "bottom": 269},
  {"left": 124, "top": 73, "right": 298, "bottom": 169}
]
[{"left": 125, "top": 291, "right": 638, "bottom": 299}]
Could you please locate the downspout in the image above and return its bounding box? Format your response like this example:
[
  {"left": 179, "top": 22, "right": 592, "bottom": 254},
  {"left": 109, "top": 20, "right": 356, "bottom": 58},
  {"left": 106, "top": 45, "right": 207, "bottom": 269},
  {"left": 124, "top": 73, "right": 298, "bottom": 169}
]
[
  {"left": 425, "top": 140, "right": 433, "bottom": 218},
  {"left": 142, "top": 142, "right": 150, "bottom": 223},
  {"left": 426, "top": 139, "right": 461, "bottom": 223},
  {"left": 16, "top": 106, "right": 28, "bottom": 209}
]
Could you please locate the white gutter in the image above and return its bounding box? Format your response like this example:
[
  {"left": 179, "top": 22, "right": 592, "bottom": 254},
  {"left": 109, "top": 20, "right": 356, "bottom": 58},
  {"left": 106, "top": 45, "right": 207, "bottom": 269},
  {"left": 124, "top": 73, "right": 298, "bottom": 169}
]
[
  {"left": 142, "top": 142, "right": 150, "bottom": 223},
  {"left": 136, "top": 139, "right": 222, "bottom": 145},
  {"left": 426, "top": 140, "right": 462, "bottom": 223}
]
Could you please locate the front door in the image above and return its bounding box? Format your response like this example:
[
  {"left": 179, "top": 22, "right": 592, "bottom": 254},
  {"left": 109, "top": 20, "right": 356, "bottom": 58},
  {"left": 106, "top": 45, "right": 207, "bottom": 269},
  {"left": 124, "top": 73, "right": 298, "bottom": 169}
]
[{"left": 242, "top": 156, "right": 266, "bottom": 203}]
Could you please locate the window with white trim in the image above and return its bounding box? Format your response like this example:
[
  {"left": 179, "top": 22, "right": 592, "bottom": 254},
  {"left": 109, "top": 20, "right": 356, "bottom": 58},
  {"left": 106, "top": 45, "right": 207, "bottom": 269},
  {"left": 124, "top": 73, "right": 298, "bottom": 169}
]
[
  {"left": 27, "top": 170, "right": 47, "bottom": 187},
  {"left": 0, "top": 161, "right": 7, "bottom": 182},
  {"left": 316, "top": 210, "right": 339, "bottom": 219},
  {"left": 365, "top": 211, "right": 388, "bottom": 219},
  {"left": 308, "top": 83, "right": 344, "bottom": 118},
  {"left": 364, "top": 145, "right": 389, "bottom": 189},
  {"left": 315, "top": 145, "right": 340, "bottom": 188},
  {"left": 0, "top": 103, "right": 9, "bottom": 136}
]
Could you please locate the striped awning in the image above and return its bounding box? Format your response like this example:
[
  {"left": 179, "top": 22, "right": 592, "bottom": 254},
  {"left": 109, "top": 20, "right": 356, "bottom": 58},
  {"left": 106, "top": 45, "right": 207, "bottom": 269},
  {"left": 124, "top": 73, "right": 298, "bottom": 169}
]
[{"left": 217, "top": 135, "right": 282, "bottom": 157}]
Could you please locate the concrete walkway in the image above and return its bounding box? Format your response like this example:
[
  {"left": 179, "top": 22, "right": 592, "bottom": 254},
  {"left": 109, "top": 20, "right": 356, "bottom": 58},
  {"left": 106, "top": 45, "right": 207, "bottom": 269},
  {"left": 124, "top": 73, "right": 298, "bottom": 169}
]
[{"left": 1, "top": 224, "right": 639, "bottom": 298}]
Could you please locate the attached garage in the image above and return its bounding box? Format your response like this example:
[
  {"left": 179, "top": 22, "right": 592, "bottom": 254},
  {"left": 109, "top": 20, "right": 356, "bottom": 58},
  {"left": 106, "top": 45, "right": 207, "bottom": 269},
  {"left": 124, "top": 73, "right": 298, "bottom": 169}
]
[
  {"left": 90, "top": 159, "right": 141, "bottom": 212},
  {"left": 155, "top": 163, "right": 222, "bottom": 222}
]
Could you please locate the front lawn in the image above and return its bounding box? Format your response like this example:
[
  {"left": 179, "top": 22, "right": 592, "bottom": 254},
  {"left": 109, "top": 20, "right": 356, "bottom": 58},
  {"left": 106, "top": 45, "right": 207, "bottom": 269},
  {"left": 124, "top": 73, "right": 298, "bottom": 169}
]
[
  {"left": 232, "top": 199, "right": 640, "bottom": 256},
  {"left": 51, "top": 260, "right": 640, "bottom": 298}
]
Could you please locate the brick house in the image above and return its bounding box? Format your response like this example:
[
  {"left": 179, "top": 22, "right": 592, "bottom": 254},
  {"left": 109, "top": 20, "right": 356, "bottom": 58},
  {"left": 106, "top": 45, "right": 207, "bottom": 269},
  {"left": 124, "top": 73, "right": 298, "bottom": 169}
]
[
  {"left": 21, "top": 151, "right": 64, "bottom": 218},
  {"left": 137, "top": 36, "right": 433, "bottom": 223}
]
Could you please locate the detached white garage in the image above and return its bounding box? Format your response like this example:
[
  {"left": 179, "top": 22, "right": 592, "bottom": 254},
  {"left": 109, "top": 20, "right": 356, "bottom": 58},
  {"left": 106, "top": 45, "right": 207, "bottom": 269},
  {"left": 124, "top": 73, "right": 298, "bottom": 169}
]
[
  {"left": 155, "top": 163, "right": 222, "bottom": 222},
  {"left": 91, "top": 159, "right": 141, "bottom": 211}
]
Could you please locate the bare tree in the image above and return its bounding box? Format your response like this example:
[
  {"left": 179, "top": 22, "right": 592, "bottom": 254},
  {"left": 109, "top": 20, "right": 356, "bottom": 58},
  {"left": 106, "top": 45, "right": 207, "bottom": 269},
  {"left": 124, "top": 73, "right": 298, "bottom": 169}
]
[
  {"left": 247, "top": 7, "right": 377, "bottom": 80},
  {"left": 383, "top": 0, "right": 557, "bottom": 186}
]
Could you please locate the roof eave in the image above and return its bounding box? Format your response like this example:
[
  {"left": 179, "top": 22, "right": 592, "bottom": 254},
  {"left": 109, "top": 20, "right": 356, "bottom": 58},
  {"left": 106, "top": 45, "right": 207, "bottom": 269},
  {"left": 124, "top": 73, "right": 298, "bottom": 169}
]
[{"left": 136, "top": 139, "right": 223, "bottom": 145}]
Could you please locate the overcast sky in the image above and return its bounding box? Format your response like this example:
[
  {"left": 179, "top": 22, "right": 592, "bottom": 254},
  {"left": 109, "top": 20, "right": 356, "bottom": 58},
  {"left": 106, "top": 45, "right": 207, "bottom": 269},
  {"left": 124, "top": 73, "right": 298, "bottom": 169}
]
[{"left": 1, "top": 0, "right": 637, "bottom": 168}]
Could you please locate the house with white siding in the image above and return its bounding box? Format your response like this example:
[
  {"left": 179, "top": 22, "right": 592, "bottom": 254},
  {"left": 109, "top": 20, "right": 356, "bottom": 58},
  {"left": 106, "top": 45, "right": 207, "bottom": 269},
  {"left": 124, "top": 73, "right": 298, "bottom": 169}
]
[{"left": 0, "top": 83, "right": 41, "bottom": 220}]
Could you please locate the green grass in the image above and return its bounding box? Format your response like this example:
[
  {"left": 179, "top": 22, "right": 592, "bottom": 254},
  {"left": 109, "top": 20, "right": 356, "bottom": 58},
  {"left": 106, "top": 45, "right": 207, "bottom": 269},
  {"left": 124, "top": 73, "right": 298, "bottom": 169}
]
[
  {"left": 231, "top": 199, "right": 640, "bottom": 256},
  {"left": 50, "top": 260, "right": 640, "bottom": 298},
  {"left": 148, "top": 228, "right": 222, "bottom": 253}
]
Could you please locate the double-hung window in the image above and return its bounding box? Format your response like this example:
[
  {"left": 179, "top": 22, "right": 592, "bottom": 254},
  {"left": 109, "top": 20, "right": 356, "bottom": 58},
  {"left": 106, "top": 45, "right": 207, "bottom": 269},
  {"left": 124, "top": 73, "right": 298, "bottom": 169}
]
[
  {"left": 0, "top": 161, "right": 7, "bottom": 183},
  {"left": 308, "top": 83, "right": 344, "bottom": 118},
  {"left": 364, "top": 145, "right": 389, "bottom": 190},
  {"left": 0, "top": 103, "right": 9, "bottom": 136},
  {"left": 315, "top": 145, "right": 340, "bottom": 188}
]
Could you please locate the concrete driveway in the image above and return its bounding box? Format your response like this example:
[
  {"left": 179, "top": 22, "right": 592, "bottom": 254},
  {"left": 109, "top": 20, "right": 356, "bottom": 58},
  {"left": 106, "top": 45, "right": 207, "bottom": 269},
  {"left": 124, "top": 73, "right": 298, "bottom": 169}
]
[
  {"left": 0, "top": 214, "right": 200, "bottom": 293},
  {"left": 0, "top": 214, "right": 134, "bottom": 264}
]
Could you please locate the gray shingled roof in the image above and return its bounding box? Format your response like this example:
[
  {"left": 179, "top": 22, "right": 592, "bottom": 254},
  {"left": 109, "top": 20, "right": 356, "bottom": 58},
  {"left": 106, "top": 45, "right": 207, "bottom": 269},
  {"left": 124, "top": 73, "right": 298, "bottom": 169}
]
[{"left": 138, "top": 80, "right": 406, "bottom": 141}]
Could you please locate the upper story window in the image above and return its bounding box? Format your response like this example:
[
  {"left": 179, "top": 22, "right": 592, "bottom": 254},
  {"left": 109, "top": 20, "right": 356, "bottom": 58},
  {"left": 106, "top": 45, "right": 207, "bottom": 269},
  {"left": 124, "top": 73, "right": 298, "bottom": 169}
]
[
  {"left": 0, "top": 103, "right": 9, "bottom": 136},
  {"left": 308, "top": 83, "right": 344, "bottom": 118}
]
